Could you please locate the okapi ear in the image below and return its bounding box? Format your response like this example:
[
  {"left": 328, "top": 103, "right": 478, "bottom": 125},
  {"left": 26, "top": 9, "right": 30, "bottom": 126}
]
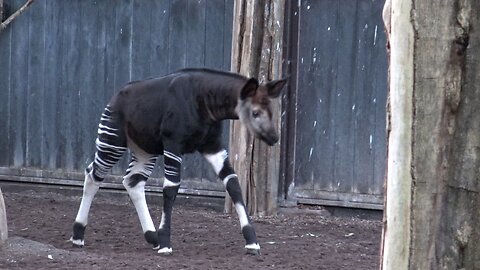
[
  {"left": 266, "top": 79, "right": 287, "bottom": 98},
  {"left": 240, "top": 78, "right": 259, "bottom": 100}
]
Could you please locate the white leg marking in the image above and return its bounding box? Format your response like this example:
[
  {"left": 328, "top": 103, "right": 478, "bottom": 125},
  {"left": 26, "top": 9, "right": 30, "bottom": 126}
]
[
  {"left": 222, "top": 174, "right": 238, "bottom": 186},
  {"left": 203, "top": 149, "right": 228, "bottom": 174},
  {"left": 245, "top": 243, "right": 261, "bottom": 250},
  {"left": 159, "top": 210, "right": 166, "bottom": 229},
  {"left": 235, "top": 202, "right": 250, "bottom": 228},
  {"left": 75, "top": 172, "right": 101, "bottom": 225},
  {"left": 70, "top": 238, "right": 85, "bottom": 246},
  {"left": 163, "top": 178, "right": 181, "bottom": 188},
  {"left": 123, "top": 179, "right": 156, "bottom": 233},
  {"left": 157, "top": 247, "right": 173, "bottom": 255}
]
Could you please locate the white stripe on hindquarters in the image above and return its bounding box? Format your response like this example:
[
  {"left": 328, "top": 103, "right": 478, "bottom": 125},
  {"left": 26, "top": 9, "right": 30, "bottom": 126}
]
[{"left": 222, "top": 173, "right": 238, "bottom": 187}]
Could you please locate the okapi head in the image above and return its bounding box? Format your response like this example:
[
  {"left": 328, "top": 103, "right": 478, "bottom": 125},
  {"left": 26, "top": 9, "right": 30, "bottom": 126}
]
[{"left": 236, "top": 78, "right": 287, "bottom": 146}]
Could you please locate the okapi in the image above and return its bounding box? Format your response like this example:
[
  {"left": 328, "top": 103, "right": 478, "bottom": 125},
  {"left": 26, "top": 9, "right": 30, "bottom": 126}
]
[{"left": 70, "top": 68, "right": 286, "bottom": 255}]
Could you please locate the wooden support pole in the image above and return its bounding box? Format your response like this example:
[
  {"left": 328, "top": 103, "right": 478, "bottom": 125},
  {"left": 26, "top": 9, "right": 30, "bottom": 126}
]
[
  {"left": 228, "top": 0, "right": 285, "bottom": 216},
  {"left": 381, "top": 0, "right": 480, "bottom": 268}
]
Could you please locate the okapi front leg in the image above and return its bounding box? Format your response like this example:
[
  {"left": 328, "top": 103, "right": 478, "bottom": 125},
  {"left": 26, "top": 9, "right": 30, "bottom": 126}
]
[
  {"left": 122, "top": 152, "right": 158, "bottom": 248},
  {"left": 204, "top": 149, "right": 260, "bottom": 255},
  {"left": 157, "top": 148, "right": 182, "bottom": 255}
]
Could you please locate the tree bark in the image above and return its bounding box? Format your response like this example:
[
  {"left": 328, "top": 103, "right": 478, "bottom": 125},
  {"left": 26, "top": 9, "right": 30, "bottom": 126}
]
[
  {"left": 228, "top": 0, "right": 285, "bottom": 216},
  {"left": 382, "top": 0, "right": 480, "bottom": 269}
]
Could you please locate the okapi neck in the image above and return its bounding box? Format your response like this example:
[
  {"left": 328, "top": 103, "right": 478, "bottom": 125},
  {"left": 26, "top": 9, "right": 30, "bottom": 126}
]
[
  {"left": 196, "top": 81, "right": 244, "bottom": 123},
  {"left": 198, "top": 90, "right": 240, "bottom": 122}
]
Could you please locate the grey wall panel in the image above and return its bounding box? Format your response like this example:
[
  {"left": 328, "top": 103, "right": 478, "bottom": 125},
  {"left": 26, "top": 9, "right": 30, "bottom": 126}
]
[
  {"left": 286, "top": 0, "right": 388, "bottom": 208},
  {"left": 0, "top": 0, "right": 234, "bottom": 193}
]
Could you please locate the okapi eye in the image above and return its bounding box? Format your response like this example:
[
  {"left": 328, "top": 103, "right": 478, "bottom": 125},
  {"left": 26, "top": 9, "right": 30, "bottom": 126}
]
[{"left": 252, "top": 110, "right": 261, "bottom": 118}]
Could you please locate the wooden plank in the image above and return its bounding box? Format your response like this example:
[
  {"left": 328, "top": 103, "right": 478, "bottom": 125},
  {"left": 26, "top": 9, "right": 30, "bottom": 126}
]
[
  {"left": 149, "top": 0, "right": 170, "bottom": 77},
  {"left": 168, "top": 0, "right": 187, "bottom": 71},
  {"left": 113, "top": 0, "right": 132, "bottom": 91},
  {"left": 330, "top": 0, "right": 358, "bottom": 192},
  {"left": 281, "top": 0, "right": 299, "bottom": 203},
  {"left": 42, "top": 0, "right": 61, "bottom": 169},
  {"left": 0, "top": 168, "right": 225, "bottom": 198},
  {"left": 25, "top": 0, "right": 45, "bottom": 168},
  {"left": 223, "top": 0, "right": 234, "bottom": 70},
  {"left": 112, "top": 0, "right": 133, "bottom": 173},
  {"left": 182, "top": 0, "right": 206, "bottom": 183},
  {"left": 9, "top": 0, "right": 29, "bottom": 167},
  {"left": 351, "top": 0, "right": 375, "bottom": 194},
  {"left": 59, "top": 0, "right": 82, "bottom": 171},
  {"left": 295, "top": 0, "right": 337, "bottom": 192},
  {"left": 297, "top": 198, "right": 383, "bottom": 210},
  {"left": 185, "top": 0, "right": 205, "bottom": 67},
  {"left": 371, "top": 0, "right": 388, "bottom": 196},
  {"left": 205, "top": 0, "right": 225, "bottom": 69},
  {"left": 131, "top": 0, "right": 152, "bottom": 80},
  {"left": 0, "top": 4, "right": 11, "bottom": 167},
  {"left": 54, "top": 0, "right": 67, "bottom": 170},
  {"left": 76, "top": 0, "right": 100, "bottom": 171}
]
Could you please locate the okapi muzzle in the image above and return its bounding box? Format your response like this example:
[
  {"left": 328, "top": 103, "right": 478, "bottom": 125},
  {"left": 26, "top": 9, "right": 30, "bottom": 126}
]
[{"left": 236, "top": 78, "right": 287, "bottom": 146}]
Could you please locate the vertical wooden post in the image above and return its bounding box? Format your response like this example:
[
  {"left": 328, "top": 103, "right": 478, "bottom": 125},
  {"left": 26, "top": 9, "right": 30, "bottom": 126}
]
[
  {"left": 0, "top": 188, "right": 7, "bottom": 244},
  {"left": 228, "top": 0, "right": 285, "bottom": 216},
  {"left": 382, "top": 0, "right": 480, "bottom": 268},
  {"left": 225, "top": 0, "right": 285, "bottom": 215}
]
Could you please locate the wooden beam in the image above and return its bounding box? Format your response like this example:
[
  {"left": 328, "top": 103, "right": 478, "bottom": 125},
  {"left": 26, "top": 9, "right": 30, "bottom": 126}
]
[{"left": 228, "top": 0, "right": 286, "bottom": 216}]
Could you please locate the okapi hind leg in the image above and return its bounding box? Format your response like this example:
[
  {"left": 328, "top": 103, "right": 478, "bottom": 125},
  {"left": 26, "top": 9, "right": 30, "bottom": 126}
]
[
  {"left": 71, "top": 164, "right": 100, "bottom": 247},
  {"left": 203, "top": 149, "right": 261, "bottom": 255},
  {"left": 71, "top": 107, "right": 127, "bottom": 247}
]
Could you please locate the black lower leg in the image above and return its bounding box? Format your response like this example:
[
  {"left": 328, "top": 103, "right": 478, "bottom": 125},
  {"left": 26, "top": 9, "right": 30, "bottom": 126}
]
[
  {"left": 225, "top": 177, "right": 258, "bottom": 245},
  {"left": 158, "top": 185, "right": 180, "bottom": 248},
  {"left": 72, "top": 222, "right": 86, "bottom": 242},
  {"left": 144, "top": 231, "right": 158, "bottom": 246}
]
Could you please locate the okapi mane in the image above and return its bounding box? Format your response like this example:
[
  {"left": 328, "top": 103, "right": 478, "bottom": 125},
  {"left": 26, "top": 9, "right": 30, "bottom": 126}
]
[{"left": 176, "top": 68, "right": 249, "bottom": 81}]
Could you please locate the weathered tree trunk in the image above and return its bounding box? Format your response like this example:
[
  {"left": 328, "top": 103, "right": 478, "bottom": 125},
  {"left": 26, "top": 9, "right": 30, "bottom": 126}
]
[
  {"left": 382, "top": 0, "right": 480, "bottom": 269},
  {"left": 228, "top": 0, "right": 285, "bottom": 216},
  {"left": 0, "top": 188, "right": 7, "bottom": 244}
]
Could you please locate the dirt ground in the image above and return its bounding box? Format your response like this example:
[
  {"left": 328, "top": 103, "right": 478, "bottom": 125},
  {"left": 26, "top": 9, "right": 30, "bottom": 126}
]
[{"left": 0, "top": 185, "right": 382, "bottom": 270}]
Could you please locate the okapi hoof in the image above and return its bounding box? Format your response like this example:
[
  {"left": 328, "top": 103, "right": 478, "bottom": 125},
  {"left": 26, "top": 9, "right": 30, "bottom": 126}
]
[
  {"left": 144, "top": 230, "right": 159, "bottom": 248},
  {"left": 69, "top": 237, "right": 85, "bottom": 248},
  {"left": 157, "top": 247, "right": 173, "bottom": 255},
  {"left": 245, "top": 243, "right": 261, "bottom": 255}
]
